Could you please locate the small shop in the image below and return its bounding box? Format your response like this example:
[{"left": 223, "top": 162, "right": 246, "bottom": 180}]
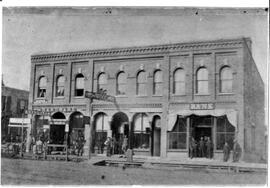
[{"left": 167, "top": 107, "right": 237, "bottom": 159}]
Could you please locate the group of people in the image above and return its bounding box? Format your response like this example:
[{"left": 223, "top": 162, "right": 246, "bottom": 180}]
[
  {"left": 223, "top": 139, "right": 242, "bottom": 162},
  {"left": 189, "top": 136, "right": 214, "bottom": 159},
  {"left": 104, "top": 135, "right": 128, "bottom": 157},
  {"left": 69, "top": 130, "right": 85, "bottom": 156}
]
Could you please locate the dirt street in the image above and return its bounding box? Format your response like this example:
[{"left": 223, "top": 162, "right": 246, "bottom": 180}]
[{"left": 1, "top": 158, "right": 267, "bottom": 185}]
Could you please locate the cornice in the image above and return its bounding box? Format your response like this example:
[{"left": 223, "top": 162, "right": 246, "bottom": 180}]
[
  {"left": 93, "top": 103, "right": 162, "bottom": 109},
  {"left": 31, "top": 38, "right": 246, "bottom": 63}
]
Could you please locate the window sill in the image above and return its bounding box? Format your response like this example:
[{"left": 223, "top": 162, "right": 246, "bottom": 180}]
[
  {"left": 217, "top": 93, "right": 234, "bottom": 96},
  {"left": 167, "top": 149, "right": 187, "bottom": 152},
  {"left": 194, "top": 93, "right": 210, "bottom": 96},
  {"left": 35, "top": 97, "right": 46, "bottom": 100},
  {"left": 54, "top": 97, "right": 65, "bottom": 99},
  {"left": 152, "top": 95, "right": 163, "bottom": 97},
  {"left": 74, "top": 96, "right": 85, "bottom": 99},
  {"left": 116, "top": 95, "right": 127, "bottom": 98},
  {"left": 172, "top": 94, "right": 186, "bottom": 97},
  {"left": 136, "top": 95, "right": 148, "bottom": 98}
]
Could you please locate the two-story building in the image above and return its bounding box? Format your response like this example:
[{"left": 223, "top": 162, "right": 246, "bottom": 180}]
[{"left": 27, "top": 37, "right": 265, "bottom": 162}]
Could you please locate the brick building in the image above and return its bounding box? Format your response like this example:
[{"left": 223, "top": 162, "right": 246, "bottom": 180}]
[
  {"left": 1, "top": 84, "right": 29, "bottom": 139},
  {"left": 27, "top": 37, "right": 265, "bottom": 162}
]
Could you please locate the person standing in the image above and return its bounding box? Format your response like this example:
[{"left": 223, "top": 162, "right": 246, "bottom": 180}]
[
  {"left": 233, "top": 139, "right": 242, "bottom": 162},
  {"left": 223, "top": 142, "right": 230, "bottom": 162},
  {"left": 122, "top": 135, "right": 128, "bottom": 154},
  {"left": 206, "top": 137, "right": 213, "bottom": 159},
  {"left": 104, "top": 137, "right": 112, "bottom": 157},
  {"left": 199, "top": 137, "right": 205, "bottom": 157}
]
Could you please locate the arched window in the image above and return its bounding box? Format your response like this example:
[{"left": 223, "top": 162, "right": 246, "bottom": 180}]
[
  {"left": 137, "top": 71, "right": 147, "bottom": 96},
  {"left": 173, "top": 68, "right": 185, "bottom": 95},
  {"left": 56, "top": 75, "right": 65, "bottom": 97},
  {"left": 133, "top": 113, "right": 150, "bottom": 149},
  {"left": 38, "top": 76, "right": 47, "bottom": 98},
  {"left": 153, "top": 70, "right": 163, "bottom": 95},
  {"left": 196, "top": 67, "right": 208, "bottom": 94},
  {"left": 220, "top": 66, "right": 233, "bottom": 93},
  {"left": 75, "top": 74, "right": 84, "bottom": 97},
  {"left": 168, "top": 116, "right": 187, "bottom": 149},
  {"left": 97, "top": 73, "right": 107, "bottom": 91},
  {"left": 116, "top": 72, "right": 127, "bottom": 95}
]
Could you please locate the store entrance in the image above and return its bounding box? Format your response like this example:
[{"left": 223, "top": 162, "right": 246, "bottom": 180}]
[
  {"left": 50, "top": 125, "right": 65, "bottom": 144},
  {"left": 190, "top": 115, "right": 213, "bottom": 158}
]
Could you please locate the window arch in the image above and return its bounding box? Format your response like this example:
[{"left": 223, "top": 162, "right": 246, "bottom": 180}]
[
  {"left": 136, "top": 71, "right": 147, "bottom": 95},
  {"left": 56, "top": 75, "right": 65, "bottom": 97},
  {"left": 116, "top": 71, "right": 127, "bottom": 95},
  {"left": 173, "top": 68, "right": 185, "bottom": 95},
  {"left": 75, "top": 74, "right": 84, "bottom": 97},
  {"left": 133, "top": 113, "right": 150, "bottom": 149},
  {"left": 38, "top": 76, "right": 47, "bottom": 98},
  {"left": 97, "top": 73, "right": 107, "bottom": 91},
  {"left": 153, "top": 70, "right": 163, "bottom": 95},
  {"left": 220, "top": 66, "right": 233, "bottom": 93},
  {"left": 196, "top": 67, "right": 208, "bottom": 94}
]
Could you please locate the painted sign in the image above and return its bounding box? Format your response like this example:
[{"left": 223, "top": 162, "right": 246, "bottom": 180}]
[
  {"left": 190, "top": 103, "right": 215, "bottom": 110},
  {"left": 85, "top": 89, "right": 116, "bottom": 103},
  {"left": 9, "top": 118, "right": 31, "bottom": 124}
]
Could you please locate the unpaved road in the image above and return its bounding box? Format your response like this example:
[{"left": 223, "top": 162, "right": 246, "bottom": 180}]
[{"left": 1, "top": 158, "right": 267, "bottom": 185}]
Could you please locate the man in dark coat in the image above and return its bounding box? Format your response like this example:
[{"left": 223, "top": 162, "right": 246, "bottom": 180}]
[
  {"left": 233, "top": 139, "right": 242, "bottom": 162},
  {"left": 189, "top": 137, "right": 197, "bottom": 159},
  {"left": 223, "top": 142, "right": 230, "bottom": 162},
  {"left": 199, "top": 137, "right": 205, "bottom": 157},
  {"left": 206, "top": 137, "right": 213, "bottom": 159}
]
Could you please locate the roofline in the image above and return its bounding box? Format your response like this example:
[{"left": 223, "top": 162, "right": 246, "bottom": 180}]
[
  {"left": 31, "top": 37, "right": 249, "bottom": 63},
  {"left": 2, "top": 86, "right": 29, "bottom": 93}
]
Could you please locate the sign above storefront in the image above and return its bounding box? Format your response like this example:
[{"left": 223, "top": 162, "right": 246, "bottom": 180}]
[
  {"left": 190, "top": 103, "right": 215, "bottom": 110},
  {"left": 85, "top": 89, "right": 116, "bottom": 103}
]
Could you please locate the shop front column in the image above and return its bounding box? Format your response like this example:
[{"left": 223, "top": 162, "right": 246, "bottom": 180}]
[
  {"left": 213, "top": 117, "right": 217, "bottom": 154},
  {"left": 186, "top": 117, "right": 190, "bottom": 157},
  {"left": 83, "top": 120, "right": 92, "bottom": 158}
]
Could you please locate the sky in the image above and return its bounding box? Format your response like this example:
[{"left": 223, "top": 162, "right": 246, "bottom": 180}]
[{"left": 2, "top": 7, "right": 268, "bottom": 91}]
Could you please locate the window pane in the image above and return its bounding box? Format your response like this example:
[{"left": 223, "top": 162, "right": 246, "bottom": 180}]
[
  {"left": 138, "top": 83, "right": 147, "bottom": 95},
  {"left": 57, "top": 76, "right": 65, "bottom": 87},
  {"left": 98, "top": 73, "right": 107, "bottom": 85},
  {"left": 168, "top": 132, "right": 186, "bottom": 149},
  {"left": 154, "top": 83, "right": 163, "bottom": 95},
  {"left": 216, "top": 133, "right": 225, "bottom": 150},
  {"left": 117, "top": 84, "right": 126, "bottom": 95},
  {"left": 217, "top": 116, "right": 226, "bottom": 132},
  {"left": 226, "top": 133, "right": 235, "bottom": 149},
  {"left": 118, "top": 72, "right": 127, "bottom": 84},
  {"left": 221, "top": 67, "right": 233, "bottom": 80},
  {"left": 39, "top": 77, "right": 47, "bottom": 88},
  {"left": 226, "top": 119, "right": 235, "bottom": 133},
  {"left": 174, "top": 82, "right": 185, "bottom": 95},
  {"left": 197, "top": 80, "right": 208, "bottom": 94},
  {"left": 221, "top": 80, "right": 233, "bottom": 93},
  {"left": 137, "top": 71, "right": 147, "bottom": 83},
  {"left": 133, "top": 132, "right": 149, "bottom": 149},
  {"left": 134, "top": 114, "right": 149, "bottom": 131},
  {"left": 154, "top": 70, "right": 163, "bottom": 82},
  {"left": 76, "top": 76, "right": 84, "bottom": 89},
  {"left": 172, "top": 117, "right": 186, "bottom": 132},
  {"left": 197, "top": 68, "right": 208, "bottom": 80},
  {"left": 174, "top": 69, "right": 185, "bottom": 81}
]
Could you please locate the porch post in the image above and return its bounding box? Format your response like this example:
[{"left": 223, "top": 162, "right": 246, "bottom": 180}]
[
  {"left": 186, "top": 117, "right": 190, "bottom": 157},
  {"left": 213, "top": 117, "right": 217, "bottom": 154}
]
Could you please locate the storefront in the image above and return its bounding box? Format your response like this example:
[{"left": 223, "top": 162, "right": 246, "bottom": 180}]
[{"left": 167, "top": 107, "right": 237, "bottom": 159}]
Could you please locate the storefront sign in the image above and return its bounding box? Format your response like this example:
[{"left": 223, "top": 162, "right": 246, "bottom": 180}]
[
  {"left": 190, "top": 103, "right": 215, "bottom": 110},
  {"left": 85, "top": 89, "right": 116, "bottom": 103}
]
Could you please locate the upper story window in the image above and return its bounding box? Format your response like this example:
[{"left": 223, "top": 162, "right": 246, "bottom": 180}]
[
  {"left": 220, "top": 66, "right": 233, "bottom": 93},
  {"left": 196, "top": 67, "right": 208, "bottom": 94},
  {"left": 38, "top": 76, "right": 47, "bottom": 98},
  {"left": 137, "top": 71, "right": 147, "bottom": 96},
  {"left": 173, "top": 68, "right": 185, "bottom": 95},
  {"left": 116, "top": 71, "right": 127, "bottom": 95},
  {"left": 153, "top": 70, "right": 163, "bottom": 95},
  {"left": 56, "top": 75, "right": 65, "bottom": 97},
  {"left": 97, "top": 73, "right": 107, "bottom": 91},
  {"left": 75, "top": 74, "right": 84, "bottom": 97}
]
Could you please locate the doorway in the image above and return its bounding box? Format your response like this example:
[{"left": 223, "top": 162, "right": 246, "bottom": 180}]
[
  {"left": 152, "top": 116, "right": 161, "bottom": 156},
  {"left": 111, "top": 112, "right": 129, "bottom": 154},
  {"left": 50, "top": 125, "right": 65, "bottom": 144}
]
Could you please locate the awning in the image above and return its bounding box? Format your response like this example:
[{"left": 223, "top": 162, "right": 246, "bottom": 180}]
[{"left": 168, "top": 109, "right": 237, "bottom": 131}]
